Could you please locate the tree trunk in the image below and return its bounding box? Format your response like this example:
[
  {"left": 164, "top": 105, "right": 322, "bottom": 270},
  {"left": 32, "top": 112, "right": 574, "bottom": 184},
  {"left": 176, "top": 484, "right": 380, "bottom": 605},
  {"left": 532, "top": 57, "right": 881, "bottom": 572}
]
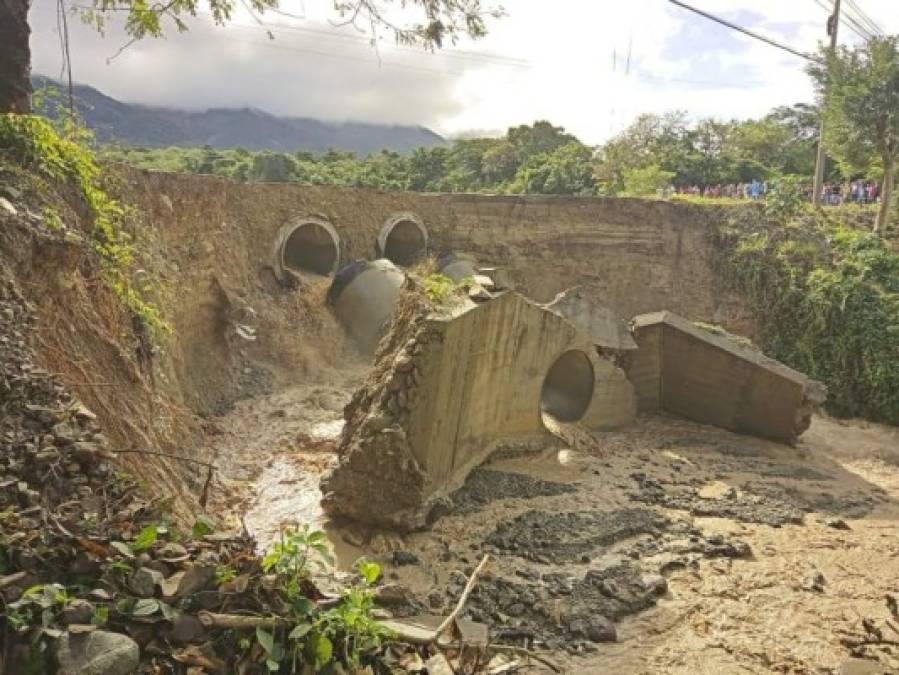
[
  {"left": 875, "top": 159, "right": 894, "bottom": 234},
  {"left": 0, "top": 0, "right": 32, "bottom": 113}
]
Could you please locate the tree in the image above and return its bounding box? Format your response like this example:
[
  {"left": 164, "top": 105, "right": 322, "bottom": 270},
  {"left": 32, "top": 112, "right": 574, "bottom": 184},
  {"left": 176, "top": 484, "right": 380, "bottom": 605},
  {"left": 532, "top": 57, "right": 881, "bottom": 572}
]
[
  {"left": 620, "top": 165, "right": 675, "bottom": 197},
  {"left": 809, "top": 36, "right": 899, "bottom": 233},
  {"left": 0, "top": 0, "right": 500, "bottom": 114},
  {"left": 0, "top": 0, "right": 31, "bottom": 113}
]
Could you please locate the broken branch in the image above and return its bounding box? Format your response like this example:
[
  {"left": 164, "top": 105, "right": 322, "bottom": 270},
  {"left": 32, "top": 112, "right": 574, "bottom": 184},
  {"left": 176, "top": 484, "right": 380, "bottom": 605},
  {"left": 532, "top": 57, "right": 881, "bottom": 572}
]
[{"left": 197, "top": 611, "right": 287, "bottom": 630}]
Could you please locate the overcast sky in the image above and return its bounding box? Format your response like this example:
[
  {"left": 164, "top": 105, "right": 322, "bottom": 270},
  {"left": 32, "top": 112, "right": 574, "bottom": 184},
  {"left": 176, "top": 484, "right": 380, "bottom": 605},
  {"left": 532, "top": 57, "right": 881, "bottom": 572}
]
[{"left": 28, "top": 0, "right": 899, "bottom": 144}]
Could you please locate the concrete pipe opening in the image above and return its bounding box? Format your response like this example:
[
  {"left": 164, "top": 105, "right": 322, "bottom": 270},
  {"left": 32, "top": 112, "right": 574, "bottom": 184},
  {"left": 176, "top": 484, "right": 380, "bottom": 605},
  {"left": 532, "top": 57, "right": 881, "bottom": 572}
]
[
  {"left": 540, "top": 350, "right": 595, "bottom": 422},
  {"left": 280, "top": 220, "right": 340, "bottom": 276},
  {"left": 378, "top": 214, "right": 427, "bottom": 267}
]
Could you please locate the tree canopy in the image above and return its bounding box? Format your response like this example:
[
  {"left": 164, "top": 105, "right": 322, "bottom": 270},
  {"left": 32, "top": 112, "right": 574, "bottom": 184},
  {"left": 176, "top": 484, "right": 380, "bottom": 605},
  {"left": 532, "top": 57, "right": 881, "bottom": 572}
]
[{"left": 809, "top": 36, "right": 899, "bottom": 232}]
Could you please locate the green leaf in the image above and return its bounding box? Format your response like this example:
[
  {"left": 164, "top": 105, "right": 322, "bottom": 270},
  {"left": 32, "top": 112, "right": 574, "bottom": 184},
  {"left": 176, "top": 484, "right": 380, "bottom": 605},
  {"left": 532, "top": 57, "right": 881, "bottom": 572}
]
[
  {"left": 191, "top": 515, "right": 216, "bottom": 538},
  {"left": 355, "top": 560, "right": 381, "bottom": 586},
  {"left": 266, "top": 658, "right": 280, "bottom": 671},
  {"left": 261, "top": 551, "right": 280, "bottom": 573},
  {"left": 131, "top": 525, "right": 158, "bottom": 553},
  {"left": 91, "top": 606, "right": 109, "bottom": 626},
  {"left": 256, "top": 626, "right": 275, "bottom": 655},
  {"left": 314, "top": 634, "right": 333, "bottom": 668},
  {"left": 288, "top": 622, "right": 312, "bottom": 640},
  {"left": 132, "top": 599, "right": 159, "bottom": 616}
]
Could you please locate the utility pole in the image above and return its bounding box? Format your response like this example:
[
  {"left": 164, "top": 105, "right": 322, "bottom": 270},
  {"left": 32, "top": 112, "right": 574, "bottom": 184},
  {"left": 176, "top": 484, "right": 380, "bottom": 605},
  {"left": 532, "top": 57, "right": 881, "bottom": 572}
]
[{"left": 813, "top": 0, "right": 842, "bottom": 205}]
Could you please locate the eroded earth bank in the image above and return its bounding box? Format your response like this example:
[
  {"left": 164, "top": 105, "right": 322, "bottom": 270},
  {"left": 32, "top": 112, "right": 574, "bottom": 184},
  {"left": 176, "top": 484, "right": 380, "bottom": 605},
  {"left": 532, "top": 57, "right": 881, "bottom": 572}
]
[{"left": 2, "top": 159, "right": 898, "bottom": 675}]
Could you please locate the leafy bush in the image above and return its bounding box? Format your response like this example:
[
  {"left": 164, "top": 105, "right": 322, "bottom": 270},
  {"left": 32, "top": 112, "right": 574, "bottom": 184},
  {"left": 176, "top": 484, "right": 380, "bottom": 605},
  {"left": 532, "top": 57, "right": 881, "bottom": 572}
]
[
  {"left": 0, "top": 114, "right": 169, "bottom": 341},
  {"left": 719, "top": 212, "right": 899, "bottom": 423}
]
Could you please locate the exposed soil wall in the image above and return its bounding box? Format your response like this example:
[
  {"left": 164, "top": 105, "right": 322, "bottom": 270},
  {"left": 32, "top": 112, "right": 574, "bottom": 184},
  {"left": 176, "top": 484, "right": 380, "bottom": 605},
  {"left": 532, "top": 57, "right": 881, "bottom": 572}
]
[{"left": 117, "top": 168, "right": 751, "bottom": 333}]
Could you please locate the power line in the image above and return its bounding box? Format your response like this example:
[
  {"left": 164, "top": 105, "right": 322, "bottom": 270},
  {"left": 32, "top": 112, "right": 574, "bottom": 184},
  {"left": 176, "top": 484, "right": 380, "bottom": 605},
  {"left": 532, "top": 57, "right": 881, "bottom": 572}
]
[
  {"left": 844, "top": 0, "right": 884, "bottom": 36},
  {"left": 667, "top": 0, "right": 822, "bottom": 63},
  {"left": 812, "top": 0, "right": 873, "bottom": 41}
]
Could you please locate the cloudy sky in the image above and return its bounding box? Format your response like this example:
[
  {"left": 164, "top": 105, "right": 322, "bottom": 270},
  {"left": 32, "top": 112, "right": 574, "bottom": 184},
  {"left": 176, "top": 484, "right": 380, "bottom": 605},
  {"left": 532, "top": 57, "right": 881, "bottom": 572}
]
[{"left": 28, "top": 0, "right": 899, "bottom": 144}]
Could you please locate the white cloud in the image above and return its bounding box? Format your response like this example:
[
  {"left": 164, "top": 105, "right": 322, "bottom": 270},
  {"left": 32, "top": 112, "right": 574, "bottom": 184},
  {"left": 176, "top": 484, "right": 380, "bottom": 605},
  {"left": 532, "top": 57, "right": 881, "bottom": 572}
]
[{"left": 28, "top": 0, "right": 899, "bottom": 144}]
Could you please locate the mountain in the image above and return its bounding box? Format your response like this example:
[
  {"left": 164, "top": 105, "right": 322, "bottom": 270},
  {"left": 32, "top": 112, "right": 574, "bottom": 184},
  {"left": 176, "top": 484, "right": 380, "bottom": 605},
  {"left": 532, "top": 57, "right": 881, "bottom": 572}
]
[{"left": 32, "top": 76, "right": 445, "bottom": 155}]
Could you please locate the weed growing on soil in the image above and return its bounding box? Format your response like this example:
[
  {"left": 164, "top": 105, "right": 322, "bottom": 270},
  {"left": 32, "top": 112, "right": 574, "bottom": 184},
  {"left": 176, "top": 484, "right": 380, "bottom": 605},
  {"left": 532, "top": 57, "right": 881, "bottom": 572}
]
[
  {"left": 0, "top": 114, "right": 169, "bottom": 341},
  {"left": 423, "top": 273, "right": 476, "bottom": 305},
  {"left": 257, "top": 527, "right": 392, "bottom": 672},
  {"left": 718, "top": 209, "right": 899, "bottom": 424}
]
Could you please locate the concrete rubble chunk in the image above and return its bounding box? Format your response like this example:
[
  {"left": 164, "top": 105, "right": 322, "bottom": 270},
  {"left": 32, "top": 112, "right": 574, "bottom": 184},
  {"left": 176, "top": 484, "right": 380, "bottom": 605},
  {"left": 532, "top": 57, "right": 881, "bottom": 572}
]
[
  {"left": 624, "top": 310, "right": 826, "bottom": 444},
  {"left": 55, "top": 630, "right": 140, "bottom": 675},
  {"left": 543, "top": 286, "right": 637, "bottom": 352},
  {"left": 321, "top": 289, "right": 635, "bottom": 530}
]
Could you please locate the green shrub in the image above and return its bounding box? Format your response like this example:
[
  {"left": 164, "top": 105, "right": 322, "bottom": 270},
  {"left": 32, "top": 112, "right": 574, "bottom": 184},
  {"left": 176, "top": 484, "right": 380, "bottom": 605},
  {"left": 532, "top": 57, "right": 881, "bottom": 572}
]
[
  {"left": 0, "top": 114, "right": 169, "bottom": 341},
  {"left": 719, "top": 212, "right": 899, "bottom": 423}
]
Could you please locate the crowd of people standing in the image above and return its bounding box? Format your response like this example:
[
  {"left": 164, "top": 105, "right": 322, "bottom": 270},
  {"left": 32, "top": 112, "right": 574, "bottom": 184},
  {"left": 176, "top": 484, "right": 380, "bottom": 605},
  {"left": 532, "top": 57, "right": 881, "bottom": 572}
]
[{"left": 666, "top": 178, "right": 880, "bottom": 205}]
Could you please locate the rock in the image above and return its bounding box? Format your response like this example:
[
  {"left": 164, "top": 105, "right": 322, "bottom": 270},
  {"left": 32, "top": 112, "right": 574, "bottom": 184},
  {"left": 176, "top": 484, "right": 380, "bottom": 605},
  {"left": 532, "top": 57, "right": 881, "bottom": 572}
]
[
  {"left": 72, "top": 442, "right": 101, "bottom": 465},
  {"left": 804, "top": 571, "right": 826, "bottom": 593},
  {"left": 641, "top": 574, "right": 668, "bottom": 596},
  {"left": 55, "top": 630, "right": 140, "bottom": 675},
  {"left": 60, "top": 599, "right": 95, "bottom": 626},
  {"left": 128, "top": 567, "right": 163, "bottom": 598},
  {"left": 392, "top": 550, "right": 419, "bottom": 566},
  {"left": 825, "top": 518, "right": 851, "bottom": 531},
  {"left": 374, "top": 583, "right": 413, "bottom": 606},
  {"left": 427, "top": 591, "right": 444, "bottom": 609},
  {"left": 0, "top": 197, "right": 17, "bottom": 217},
  {"left": 586, "top": 617, "right": 617, "bottom": 643},
  {"left": 168, "top": 613, "right": 205, "bottom": 645},
  {"left": 175, "top": 564, "right": 216, "bottom": 598},
  {"left": 157, "top": 542, "right": 189, "bottom": 562}
]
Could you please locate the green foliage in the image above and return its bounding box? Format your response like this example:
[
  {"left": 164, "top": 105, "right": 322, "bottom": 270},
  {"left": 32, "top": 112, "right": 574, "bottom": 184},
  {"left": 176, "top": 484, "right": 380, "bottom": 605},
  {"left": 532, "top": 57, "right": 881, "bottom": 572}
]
[
  {"left": 0, "top": 114, "right": 170, "bottom": 341},
  {"left": 422, "top": 273, "right": 458, "bottom": 304},
  {"left": 191, "top": 515, "right": 217, "bottom": 538},
  {"left": 7, "top": 584, "right": 70, "bottom": 631},
  {"left": 131, "top": 524, "right": 159, "bottom": 552},
  {"left": 809, "top": 36, "right": 899, "bottom": 232},
  {"left": 719, "top": 212, "right": 899, "bottom": 423},
  {"left": 215, "top": 565, "right": 237, "bottom": 585},
  {"left": 254, "top": 531, "right": 390, "bottom": 672},
  {"left": 764, "top": 175, "right": 809, "bottom": 224},
  {"left": 620, "top": 164, "right": 675, "bottom": 197}
]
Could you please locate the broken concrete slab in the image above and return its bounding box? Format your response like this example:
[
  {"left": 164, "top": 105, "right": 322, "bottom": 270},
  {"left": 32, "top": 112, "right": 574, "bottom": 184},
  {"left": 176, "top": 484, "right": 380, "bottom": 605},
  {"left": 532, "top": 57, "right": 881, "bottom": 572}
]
[
  {"left": 543, "top": 286, "right": 637, "bottom": 353},
  {"left": 321, "top": 288, "right": 635, "bottom": 530},
  {"left": 624, "top": 311, "right": 826, "bottom": 444}
]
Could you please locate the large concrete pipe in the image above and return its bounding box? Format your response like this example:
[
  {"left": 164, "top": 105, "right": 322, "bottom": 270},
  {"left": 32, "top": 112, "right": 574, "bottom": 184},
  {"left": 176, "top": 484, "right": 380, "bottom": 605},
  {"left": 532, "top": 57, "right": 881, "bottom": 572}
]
[
  {"left": 377, "top": 213, "right": 428, "bottom": 266},
  {"left": 328, "top": 259, "right": 405, "bottom": 352},
  {"left": 436, "top": 252, "right": 478, "bottom": 283},
  {"left": 273, "top": 218, "right": 340, "bottom": 281},
  {"left": 540, "top": 349, "right": 595, "bottom": 422}
]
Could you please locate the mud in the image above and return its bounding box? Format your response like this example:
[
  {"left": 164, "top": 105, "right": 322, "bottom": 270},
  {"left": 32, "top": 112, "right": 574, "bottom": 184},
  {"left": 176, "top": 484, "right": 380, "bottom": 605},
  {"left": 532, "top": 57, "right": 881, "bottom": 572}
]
[
  {"left": 486, "top": 508, "right": 670, "bottom": 564},
  {"left": 447, "top": 469, "right": 577, "bottom": 516}
]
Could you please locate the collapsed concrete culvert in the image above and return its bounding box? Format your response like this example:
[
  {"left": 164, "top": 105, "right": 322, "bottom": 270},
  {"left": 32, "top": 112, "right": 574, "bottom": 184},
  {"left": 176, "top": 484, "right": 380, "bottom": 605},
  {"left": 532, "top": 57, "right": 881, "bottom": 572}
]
[
  {"left": 436, "top": 252, "right": 479, "bottom": 283},
  {"left": 541, "top": 349, "right": 595, "bottom": 422},
  {"left": 321, "top": 290, "right": 636, "bottom": 531},
  {"left": 377, "top": 213, "right": 428, "bottom": 266},
  {"left": 327, "top": 259, "right": 405, "bottom": 352},
  {"left": 624, "top": 311, "right": 827, "bottom": 444},
  {"left": 543, "top": 287, "right": 638, "bottom": 354},
  {"left": 273, "top": 218, "right": 340, "bottom": 280}
]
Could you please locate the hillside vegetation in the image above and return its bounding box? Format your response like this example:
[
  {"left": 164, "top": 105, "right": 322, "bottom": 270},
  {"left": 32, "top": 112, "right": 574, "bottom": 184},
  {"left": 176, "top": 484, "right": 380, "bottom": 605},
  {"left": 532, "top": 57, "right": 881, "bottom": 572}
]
[{"left": 100, "top": 107, "right": 828, "bottom": 196}]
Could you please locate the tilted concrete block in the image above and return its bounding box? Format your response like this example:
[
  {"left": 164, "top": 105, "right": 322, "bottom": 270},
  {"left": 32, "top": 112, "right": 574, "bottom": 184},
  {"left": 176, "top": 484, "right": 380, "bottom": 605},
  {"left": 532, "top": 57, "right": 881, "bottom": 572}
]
[
  {"left": 625, "top": 311, "right": 826, "bottom": 444},
  {"left": 321, "top": 290, "right": 635, "bottom": 530}
]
